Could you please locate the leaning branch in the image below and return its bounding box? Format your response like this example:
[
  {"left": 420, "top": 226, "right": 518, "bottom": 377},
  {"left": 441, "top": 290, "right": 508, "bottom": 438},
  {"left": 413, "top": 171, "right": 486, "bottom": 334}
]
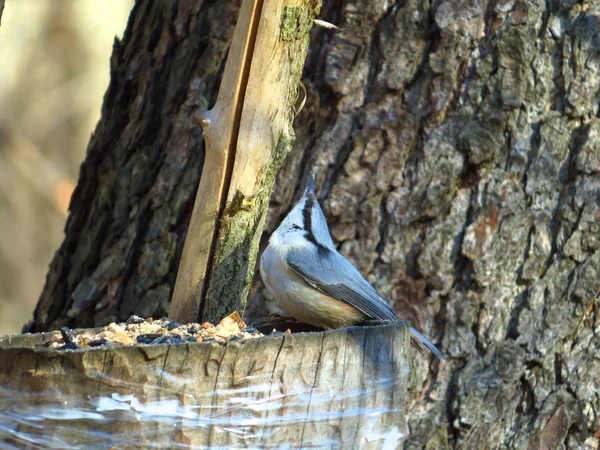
[{"left": 170, "top": 0, "right": 320, "bottom": 323}]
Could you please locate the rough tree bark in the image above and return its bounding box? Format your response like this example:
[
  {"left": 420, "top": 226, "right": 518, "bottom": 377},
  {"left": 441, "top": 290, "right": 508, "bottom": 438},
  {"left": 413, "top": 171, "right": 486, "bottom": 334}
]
[{"left": 27, "top": 0, "right": 598, "bottom": 448}]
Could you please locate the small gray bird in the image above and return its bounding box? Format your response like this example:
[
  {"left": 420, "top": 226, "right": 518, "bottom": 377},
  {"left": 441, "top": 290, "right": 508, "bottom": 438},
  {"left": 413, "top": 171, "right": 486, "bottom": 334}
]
[{"left": 260, "top": 174, "right": 443, "bottom": 359}]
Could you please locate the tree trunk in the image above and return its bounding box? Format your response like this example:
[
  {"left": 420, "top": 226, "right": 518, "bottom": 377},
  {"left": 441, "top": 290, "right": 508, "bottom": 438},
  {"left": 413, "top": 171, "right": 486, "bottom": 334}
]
[{"left": 28, "top": 0, "right": 599, "bottom": 448}]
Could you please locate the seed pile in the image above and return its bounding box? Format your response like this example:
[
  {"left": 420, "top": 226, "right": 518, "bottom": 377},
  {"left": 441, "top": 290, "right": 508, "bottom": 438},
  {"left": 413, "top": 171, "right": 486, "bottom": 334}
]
[{"left": 38, "top": 312, "right": 264, "bottom": 350}]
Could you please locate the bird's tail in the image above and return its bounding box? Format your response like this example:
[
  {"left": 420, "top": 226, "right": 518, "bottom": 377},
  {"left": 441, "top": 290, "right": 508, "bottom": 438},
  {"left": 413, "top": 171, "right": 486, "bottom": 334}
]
[{"left": 410, "top": 327, "right": 444, "bottom": 360}]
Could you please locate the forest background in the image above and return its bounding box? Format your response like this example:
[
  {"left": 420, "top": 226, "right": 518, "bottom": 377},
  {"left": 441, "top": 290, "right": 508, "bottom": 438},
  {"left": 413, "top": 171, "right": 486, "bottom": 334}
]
[{"left": 0, "top": 1, "right": 132, "bottom": 335}]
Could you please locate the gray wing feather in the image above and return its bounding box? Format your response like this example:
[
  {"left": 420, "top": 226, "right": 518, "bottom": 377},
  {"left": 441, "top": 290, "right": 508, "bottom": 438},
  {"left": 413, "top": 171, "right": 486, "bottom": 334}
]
[
  {"left": 286, "top": 248, "right": 398, "bottom": 322},
  {"left": 286, "top": 247, "right": 444, "bottom": 360}
]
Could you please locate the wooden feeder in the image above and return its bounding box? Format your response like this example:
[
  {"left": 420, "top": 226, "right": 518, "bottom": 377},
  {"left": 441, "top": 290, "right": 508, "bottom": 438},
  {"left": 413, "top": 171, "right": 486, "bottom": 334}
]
[{"left": 0, "top": 323, "right": 409, "bottom": 448}]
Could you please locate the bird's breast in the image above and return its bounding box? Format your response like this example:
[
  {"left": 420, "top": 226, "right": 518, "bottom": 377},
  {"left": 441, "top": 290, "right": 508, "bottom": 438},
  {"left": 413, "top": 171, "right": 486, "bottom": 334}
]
[{"left": 260, "top": 246, "right": 365, "bottom": 329}]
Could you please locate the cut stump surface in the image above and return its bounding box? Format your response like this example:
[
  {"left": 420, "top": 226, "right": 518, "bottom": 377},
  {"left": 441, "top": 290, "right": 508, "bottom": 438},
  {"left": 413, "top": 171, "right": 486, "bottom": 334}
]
[{"left": 0, "top": 323, "right": 409, "bottom": 449}]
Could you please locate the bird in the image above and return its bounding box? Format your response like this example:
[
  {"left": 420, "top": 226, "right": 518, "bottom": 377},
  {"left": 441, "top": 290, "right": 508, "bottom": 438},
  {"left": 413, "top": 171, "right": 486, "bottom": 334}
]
[{"left": 260, "top": 173, "right": 443, "bottom": 359}]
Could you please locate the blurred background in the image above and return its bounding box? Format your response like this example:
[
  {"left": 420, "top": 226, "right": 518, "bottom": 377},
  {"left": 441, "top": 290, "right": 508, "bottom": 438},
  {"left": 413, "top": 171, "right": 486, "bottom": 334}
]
[{"left": 0, "top": 1, "right": 133, "bottom": 335}]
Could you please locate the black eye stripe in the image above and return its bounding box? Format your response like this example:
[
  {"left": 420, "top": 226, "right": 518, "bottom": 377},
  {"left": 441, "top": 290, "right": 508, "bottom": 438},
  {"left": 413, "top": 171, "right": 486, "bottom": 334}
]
[{"left": 302, "top": 196, "right": 331, "bottom": 256}]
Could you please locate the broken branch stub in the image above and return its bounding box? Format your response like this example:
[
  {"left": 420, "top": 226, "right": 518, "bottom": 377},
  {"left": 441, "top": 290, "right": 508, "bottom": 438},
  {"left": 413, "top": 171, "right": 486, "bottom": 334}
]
[{"left": 170, "top": 0, "right": 320, "bottom": 324}]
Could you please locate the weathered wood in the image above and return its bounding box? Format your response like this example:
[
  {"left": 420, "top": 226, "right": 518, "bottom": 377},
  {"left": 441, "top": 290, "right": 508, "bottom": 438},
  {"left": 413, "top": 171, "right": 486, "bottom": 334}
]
[
  {"left": 170, "top": 0, "right": 319, "bottom": 325},
  {"left": 168, "top": 0, "right": 262, "bottom": 324},
  {"left": 0, "top": 323, "right": 409, "bottom": 449}
]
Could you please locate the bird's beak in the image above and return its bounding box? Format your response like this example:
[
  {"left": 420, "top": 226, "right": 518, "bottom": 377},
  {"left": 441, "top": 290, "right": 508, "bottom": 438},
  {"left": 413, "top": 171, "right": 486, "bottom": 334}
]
[{"left": 304, "top": 173, "right": 316, "bottom": 197}]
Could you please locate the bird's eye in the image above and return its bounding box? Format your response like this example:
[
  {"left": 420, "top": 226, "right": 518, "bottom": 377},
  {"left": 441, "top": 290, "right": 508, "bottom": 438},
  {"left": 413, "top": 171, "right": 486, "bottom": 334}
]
[{"left": 291, "top": 224, "right": 302, "bottom": 230}]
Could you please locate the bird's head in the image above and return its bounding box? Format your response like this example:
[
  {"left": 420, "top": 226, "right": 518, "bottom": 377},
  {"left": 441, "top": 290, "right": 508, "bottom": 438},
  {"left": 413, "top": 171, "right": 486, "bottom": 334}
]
[{"left": 269, "top": 173, "right": 334, "bottom": 252}]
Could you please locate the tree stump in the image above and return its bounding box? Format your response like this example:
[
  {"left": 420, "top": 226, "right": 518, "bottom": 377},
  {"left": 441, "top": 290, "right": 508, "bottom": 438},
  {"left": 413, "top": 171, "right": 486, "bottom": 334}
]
[{"left": 0, "top": 323, "right": 409, "bottom": 449}]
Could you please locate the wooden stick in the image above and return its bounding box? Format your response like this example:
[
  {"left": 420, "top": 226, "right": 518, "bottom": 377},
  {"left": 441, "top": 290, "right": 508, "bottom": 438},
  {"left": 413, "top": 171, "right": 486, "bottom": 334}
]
[{"left": 170, "top": 0, "right": 320, "bottom": 323}]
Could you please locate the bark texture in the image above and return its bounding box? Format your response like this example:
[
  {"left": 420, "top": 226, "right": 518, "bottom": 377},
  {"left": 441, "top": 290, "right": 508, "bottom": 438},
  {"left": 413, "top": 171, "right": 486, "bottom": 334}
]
[
  {"left": 255, "top": 0, "right": 600, "bottom": 448},
  {"left": 29, "top": 0, "right": 599, "bottom": 448},
  {"left": 31, "top": 0, "right": 241, "bottom": 330}
]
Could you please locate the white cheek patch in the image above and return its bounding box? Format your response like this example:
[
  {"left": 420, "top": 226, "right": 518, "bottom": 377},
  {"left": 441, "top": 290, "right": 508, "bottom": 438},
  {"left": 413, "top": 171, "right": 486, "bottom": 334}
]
[{"left": 269, "top": 231, "right": 313, "bottom": 256}]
